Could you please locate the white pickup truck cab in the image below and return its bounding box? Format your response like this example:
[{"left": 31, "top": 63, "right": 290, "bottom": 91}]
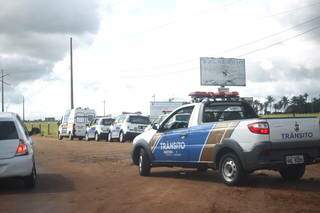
[
  {"left": 58, "top": 108, "right": 96, "bottom": 140},
  {"left": 131, "top": 91, "right": 320, "bottom": 185}
]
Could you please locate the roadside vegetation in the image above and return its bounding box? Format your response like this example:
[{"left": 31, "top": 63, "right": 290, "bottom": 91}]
[{"left": 25, "top": 122, "right": 58, "bottom": 137}]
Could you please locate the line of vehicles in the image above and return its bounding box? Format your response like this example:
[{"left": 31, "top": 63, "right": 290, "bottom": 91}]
[
  {"left": 57, "top": 108, "right": 152, "bottom": 143},
  {"left": 1, "top": 90, "right": 320, "bottom": 188}
]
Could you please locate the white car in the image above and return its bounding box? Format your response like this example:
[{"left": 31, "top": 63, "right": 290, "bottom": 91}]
[
  {"left": 108, "top": 114, "right": 150, "bottom": 142},
  {"left": 85, "top": 117, "right": 115, "bottom": 141},
  {"left": 0, "top": 112, "right": 37, "bottom": 188}
]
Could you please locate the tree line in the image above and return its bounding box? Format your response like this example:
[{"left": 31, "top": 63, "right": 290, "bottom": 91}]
[{"left": 252, "top": 93, "right": 320, "bottom": 114}]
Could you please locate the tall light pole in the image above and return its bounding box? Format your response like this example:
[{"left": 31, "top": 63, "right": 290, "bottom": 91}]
[
  {"left": 70, "top": 37, "right": 74, "bottom": 110},
  {"left": 1, "top": 69, "right": 4, "bottom": 112}
]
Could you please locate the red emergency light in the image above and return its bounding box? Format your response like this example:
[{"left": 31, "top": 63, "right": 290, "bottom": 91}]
[
  {"left": 188, "top": 91, "right": 240, "bottom": 103},
  {"left": 189, "top": 91, "right": 239, "bottom": 98}
]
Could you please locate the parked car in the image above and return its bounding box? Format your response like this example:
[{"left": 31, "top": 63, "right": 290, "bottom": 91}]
[
  {"left": 0, "top": 112, "right": 37, "bottom": 188},
  {"left": 108, "top": 114, "right": 150, "bottom": 142},
  {"left": 131, "top": 91, "right": 320, "bottom": 186},
  {"left": 58, "top": 107, "right": 96, "bottom": 140},
  {"left": 85, "top": 117, "right": 115, "bottom": 141}
]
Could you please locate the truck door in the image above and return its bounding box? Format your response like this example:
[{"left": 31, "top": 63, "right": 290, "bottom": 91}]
[{"left": 152, "top": 106, "right": 194, "bottom": 162}]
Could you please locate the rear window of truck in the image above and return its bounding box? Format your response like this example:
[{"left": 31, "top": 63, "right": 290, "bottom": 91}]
[
  {"left": 128, "top": 116, "right": 150, "bottom": 125},
  {"left": 0, "top": 121, "right": 19, "bottom": 140},
  {"left": 203, "top": 102, "right": 257, "bottom": 123}
]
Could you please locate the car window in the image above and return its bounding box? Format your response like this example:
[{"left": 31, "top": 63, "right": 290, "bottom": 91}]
[
  {"left": 161, "top": 106, "right": 194, "bottom": 131},
  {"left": 202, "top": 102, "right": 257, "bottom": 123},
  {"left": 0, "top": 121, "right": 19, "bottom": 140},
  {"left": 128, "top": 116, "right": 150, "bottom": 125},
  {"left": 100, "top": 119, "right": 114, "bottom": 125}
]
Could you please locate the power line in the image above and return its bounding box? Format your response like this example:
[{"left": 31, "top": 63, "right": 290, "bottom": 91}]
[
  {"left": 257, "top": 1, "right": 320, "bottom": 20},
  {"left": 237, "top": 24, "right": 320, "bottom": 57},
  {"left": 122, "top": 15, "right": 320, "bottom": 78},
  {"left": 119, "top": 14, "right": 320, "bottom": 76},
  {"left": 220, "top": 15, "right": 320, "bottom": 55}
]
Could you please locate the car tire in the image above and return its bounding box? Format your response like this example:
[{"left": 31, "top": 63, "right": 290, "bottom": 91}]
[
  {"left": 95, "top": 132, "right": 100, "bottom": 141},
  {"left": 24, "top": 164, "right": 37, "bottom": 189},
  {"left": 58, "top": 132, "right": 63, "bottom": 140},
  {"left": 119, "top": 131, "right": 125, "bottom": 143},
  {"left": 139, "top": 149, "right": 151, "bottom": 176},
  {"left": 69, "top": 133, "right": 74, "bottom": 140},
  {"left": 107, "top": 132, "right": 113, "bottom": 142},
  {"left": 279, "top": 165, "right": 305, "bottom": 181},
  {"left": 219, "top": 153, "right": 245, "bottom": 186},
  {"left": 85, "top": 133, "right": 89, "bottom": 141}
]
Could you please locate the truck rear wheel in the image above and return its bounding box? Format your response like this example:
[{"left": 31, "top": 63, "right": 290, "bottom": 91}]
[
  {"left": 139, "top": 149, "right": 151, "bottom": 176},
  {"left": 279, "top": 165, "right": 305, "bottom": 181},
  {"left": 219, "top": 153, "right": 245, "bottom": 186}
]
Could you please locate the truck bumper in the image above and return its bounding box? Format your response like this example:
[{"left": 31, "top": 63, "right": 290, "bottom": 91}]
[
  {"left": 242, "top": 141, "right": 320, "bottom": 171},
  {"left": 99, "top": 132, "right": 109, "bottom": 139},
  {"left": 125, "top": 132, "right": 142, "bottom": 141}
]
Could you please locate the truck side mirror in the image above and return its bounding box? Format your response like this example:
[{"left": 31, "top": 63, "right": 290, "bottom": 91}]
[{"left": 152, "top": 123, "right": 159, "bottom": 130}]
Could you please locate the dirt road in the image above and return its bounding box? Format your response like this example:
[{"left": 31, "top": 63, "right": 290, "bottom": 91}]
[{"left": 0, "top": 136, "right": 320, "bottom": 213}]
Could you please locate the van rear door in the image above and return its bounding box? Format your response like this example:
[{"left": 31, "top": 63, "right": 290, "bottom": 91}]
[{"left": 0, "top": 121, "right": 20, "bottom": 159}]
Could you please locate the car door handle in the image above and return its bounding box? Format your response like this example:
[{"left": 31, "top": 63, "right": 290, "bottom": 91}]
[{"left": 180, "top": 133, "right": 188, "bottom": 139}]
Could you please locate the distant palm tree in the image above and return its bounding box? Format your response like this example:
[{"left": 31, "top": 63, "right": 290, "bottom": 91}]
[
  {"left": 266, "top": 96, "right": 275, "bottom": 113},
  {"left": 253, "top": 100, "right": 263, "bottom": 114},
  {"left": 281, "top": 96, "right": 289, "bottom": 112}
]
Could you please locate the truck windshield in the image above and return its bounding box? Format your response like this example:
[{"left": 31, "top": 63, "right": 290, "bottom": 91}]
[
  {"left": 0, "top": 121, "right": 19, "bottom": 140},
  {"left": 128, "top": 116, "right": 150, "bottom": 124},
  {"left": 203, "top": 102, "right": 257, "bottom": 123}
]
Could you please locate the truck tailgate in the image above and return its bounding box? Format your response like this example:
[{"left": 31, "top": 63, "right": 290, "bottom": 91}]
[{"left": 267, "top": 118, "right": 320, "bottom": 143}]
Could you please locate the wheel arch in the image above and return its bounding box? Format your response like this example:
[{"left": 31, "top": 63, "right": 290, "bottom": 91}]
[
  {"left": 213, "top": 139, "right": 245, "bottom": 170},
  {"left": 132, "top": 140, "right": 152, "bottom": 165}
]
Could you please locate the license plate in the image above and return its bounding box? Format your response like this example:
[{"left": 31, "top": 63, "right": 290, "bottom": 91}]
[{"left": 286, "top": 155, "right": 304, "bottom": 165}]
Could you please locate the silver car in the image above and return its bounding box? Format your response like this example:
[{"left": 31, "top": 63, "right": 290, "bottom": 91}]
[{"left": 0, "top": 112, "right": 37, "bottom": 188}]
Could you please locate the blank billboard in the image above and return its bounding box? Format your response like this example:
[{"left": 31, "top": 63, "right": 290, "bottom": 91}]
[{"left": 200, "top": 57, "right": 246, "bottom": 86}]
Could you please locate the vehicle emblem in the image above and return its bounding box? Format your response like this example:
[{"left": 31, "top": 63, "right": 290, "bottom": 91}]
[{"left": 294, "top": 122, "right": 300, "bottom": 132}]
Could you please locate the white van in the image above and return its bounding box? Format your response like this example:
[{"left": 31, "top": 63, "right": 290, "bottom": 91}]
[{"left": 58, "top": 108, "right": 96, "bottom": 140}]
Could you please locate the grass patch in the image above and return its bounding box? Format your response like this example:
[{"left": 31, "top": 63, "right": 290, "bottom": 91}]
[{"left": 26, "top": 122, "right": 58, "bottom": 136}]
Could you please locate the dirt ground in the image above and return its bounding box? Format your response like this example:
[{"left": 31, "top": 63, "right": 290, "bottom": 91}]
[{"left": 0, "top": 136, "right": 320, "bottom": 213}]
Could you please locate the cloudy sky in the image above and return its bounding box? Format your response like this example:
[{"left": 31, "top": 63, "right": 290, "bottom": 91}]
[{"left": 1, "top": 0, "right": 320, "bottom": 119}]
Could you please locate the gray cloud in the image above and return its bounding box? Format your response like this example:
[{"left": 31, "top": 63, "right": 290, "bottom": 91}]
[
  {"left": 0, "top": 0, "right": 101, "bottom": 105},
  {"left": 276, "top": 0, "right": 320, "bottom": 42},
  {"left": 0, "top": 0, "right": 100, "bottom": 35}
]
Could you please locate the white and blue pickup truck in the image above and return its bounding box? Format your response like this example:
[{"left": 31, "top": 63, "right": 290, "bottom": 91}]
[{"left": 131, "top": 91, "right": 320, "bottom": 186}]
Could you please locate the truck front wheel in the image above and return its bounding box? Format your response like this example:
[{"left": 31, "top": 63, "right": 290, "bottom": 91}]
[
  {"left": 139, "top": 149, "right": 151, "bottom": 176},
  {"left": 279, "top": 165, "right": 305, "bottom": 181}
]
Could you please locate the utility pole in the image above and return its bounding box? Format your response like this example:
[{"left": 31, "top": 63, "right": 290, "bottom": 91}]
[
  {"left": 1, "top": 69, "right": 3, "bottom": 112},
  {"left": 1, "top": 69, "right": 9, "bottom": 112},
  {"left": 23, "top": 96, "right": 25, "bottom": 121},
  {"left": 70, "top": 37, "right": 74, "bottom": 109}
]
